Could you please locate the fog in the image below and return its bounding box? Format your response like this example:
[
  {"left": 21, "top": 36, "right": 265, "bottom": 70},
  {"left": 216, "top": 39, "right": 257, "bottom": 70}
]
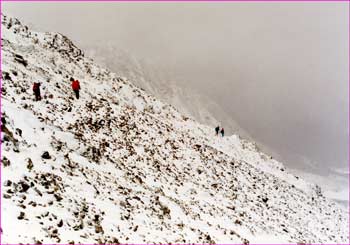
[{"left": 3, "top": 2, "right": 349, "bottom": 175}]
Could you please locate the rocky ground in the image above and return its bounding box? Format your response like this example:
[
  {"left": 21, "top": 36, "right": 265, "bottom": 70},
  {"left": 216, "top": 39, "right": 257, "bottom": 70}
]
[{"left": 1, "top": 14, "right": 349, "bottom": 244}]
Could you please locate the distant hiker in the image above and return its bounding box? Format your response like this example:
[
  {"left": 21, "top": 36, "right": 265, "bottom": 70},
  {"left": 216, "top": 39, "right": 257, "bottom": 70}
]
[
  {"left": 71, "top": 77, "right": 80, "bottom": 99},
  {"left": 215, "top": 126, "right": 220, "bottom": 136},
  {"left": 220, "top": 128, "right": 224, "bottom": 137},
  {"left": 32, "top": 82, "right": 41, "bottom": 101}
]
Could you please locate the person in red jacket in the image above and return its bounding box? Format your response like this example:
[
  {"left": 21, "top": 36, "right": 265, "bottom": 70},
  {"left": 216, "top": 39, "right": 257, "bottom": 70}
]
[
  {"left": 32, "top": 82, "right": 41, "bottom": 101},
  {"left": 71, "top": 77, "right": 80, "bottom": 99}
]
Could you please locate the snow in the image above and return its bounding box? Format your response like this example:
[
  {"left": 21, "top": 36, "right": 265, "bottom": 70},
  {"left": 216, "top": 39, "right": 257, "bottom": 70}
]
[{"left": 1, "top": 13, "right": 349, "bottom": 244}]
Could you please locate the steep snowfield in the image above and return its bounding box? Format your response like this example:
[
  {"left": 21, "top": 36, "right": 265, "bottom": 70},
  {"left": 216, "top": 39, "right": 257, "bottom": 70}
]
[{"left": 1, "top": 14, "right": 349, "bottom": 244}]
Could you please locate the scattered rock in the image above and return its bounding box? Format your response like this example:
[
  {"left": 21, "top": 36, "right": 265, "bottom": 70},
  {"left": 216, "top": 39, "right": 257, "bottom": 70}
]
[
  {"left": 17, "top": 211, "right": 25, "bottom": 220},
  {"left": 95, "top": 224, "right": 104, "bottom": 234},
  {"left": 2, "top": 156, "right": 11, "bottom": 167},
  {"left": 14, "top": 54, "right": 28, "bottom": 67},
  {"left": 15, "top": 128, "right": 22, "bottom": 137},
  {"left": 41, "top": 151, "right": 51, "bottom": 159},
  {"left": 27, "top": 158, "right": 34, "bottom": 171},
  {"left": 3, "top": 180, "right": 12, "bottom": 187},
  {"left": 3, "top": 194, "right": 11, "bottom": 199},
  {"left": 54, "top": 194, "right": 63, "bottom": 202},
  {"left": 18, "top": 181, "right": 30, "bottom": 192},
  {"left": 57, "top": 219, "right": 63, "bottom": 227}
]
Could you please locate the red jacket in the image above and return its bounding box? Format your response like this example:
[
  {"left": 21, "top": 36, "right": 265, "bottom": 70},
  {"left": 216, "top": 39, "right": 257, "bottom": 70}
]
[{"left": 72, "top": 80, "right": 80, "bottom": 91}]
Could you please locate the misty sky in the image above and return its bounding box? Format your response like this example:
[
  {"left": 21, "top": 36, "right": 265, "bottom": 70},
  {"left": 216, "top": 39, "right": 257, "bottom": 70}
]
[{"left": 2, "top": 2, "right": 349, "bottom": 174}]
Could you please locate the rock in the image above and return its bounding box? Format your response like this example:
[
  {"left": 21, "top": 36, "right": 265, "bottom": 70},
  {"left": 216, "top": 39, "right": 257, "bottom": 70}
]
[
  {"left": 262, "top": 197, "right": 268, "bottom": 203},
  {"left": 93, "top": 214, "right": 100, "bottom": 222},
  {"left": 15, "top": 128, "right": 22, "bottom": 137},
  {"left": 57, "top": 219, "right": 63, "bottom": 227},
  {"left": 54, "top": 194, "right": 63, "bottom": 202},
  {"left": 28, "top": 201, "right": 37, "bottom": 207},
  {"left": 3, "top": 71, "right": 12, "bottom": 81},
  {"left": 18, "top": 181, "right": 30, "bottom": 192},
  {"left": 73, "top": 221, "right": 83, "bottom": 231},
  {"left": 160, "top": 205, "right": 171, "bottom": 217},
  {"left": 2, "top": 156, "right": 11, "bottom": 167},
  {"left": 95, "top": 224, "right": 104, "bottom": 234},
  {"left": 242, "top": 238, "right": 250, "bottom": 244},
  {"left": 17, "top": 211, "right": 25, "bottom": 220},
  {"left": 27, "top": 158, "right": 34, "bottom": 171},
  {"left": 34, "top": 187, "right": 42, "bottom": 196},
  {"left": 3, "top": 180, "right": 12, "bottom": 187},
  {"left": 14, "top": 54, "right": 28, "bottom": 67},
  {"left": 41, "top": 151, "right": 51, "bottom": 159},
  {"left": 3, "top": 194, "right": 11, "bottom": 199},
  {"left": 2, "top": 135, "right": 10, "bottom": 142}
]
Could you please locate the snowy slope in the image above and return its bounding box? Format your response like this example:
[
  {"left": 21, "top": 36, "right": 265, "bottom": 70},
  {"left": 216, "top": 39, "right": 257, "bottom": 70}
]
[
  {"left": 84, "top": 44, "right": 249, "bottom": 137},
  {"left": 85, "top": 44, "right": 350, "bottom": 209},
  {"left": 1, "top": 14, "right": 349, "bottom": 244}
]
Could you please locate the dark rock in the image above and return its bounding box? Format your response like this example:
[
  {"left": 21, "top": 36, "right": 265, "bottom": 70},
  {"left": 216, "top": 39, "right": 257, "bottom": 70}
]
[
  {"left": 41, "top": 151, "right": 51, "bottom": 159},
  {"left": 28, "top": 201, "right": 37, "bottom": 207},
  {"left": 14, "top": 54, "right": 28, "bottom": 67},
  {"left": 2, "top": 135, "right": 10, "bottom": 142},
  {"left": 3, "top": 180, "right": 12, "bottom": 187},
  {"left": 27, "top": 158, "right": 34, "bottom": 171},
  {"left": 235, "top": 219, "right": 242, "bottom": 225},
  {"left": 54, "top": 194, "right": 63, "bottom": 202},
  {"left": 15, "top": 128, "right": 22, "bottom": 137},
  {"left": 3, "top": 72, "right": 12, "bottom": 81},
  {"left": 94, "top": 214, "right": 100, "bottom": 222},
  {"left": 95, "top": 224, "right": 104, "bottom": 234},
  {"left": 57, "top": 219, "right": 63, "bottom": 227},
  {"left": 34, "top": 187, "right": 43, "bottom": 196},
  {"left": 2, "top": 157, "right": 11, "bottom": 167},
  {"left": 3, "top": 194, "right": 11, "bottom": 199},
  {"left": 18, "top": 181, "right": 30, "bottom": 192},
  {"left": 17, "top": 211, "right": 25, "bottom": 220}
]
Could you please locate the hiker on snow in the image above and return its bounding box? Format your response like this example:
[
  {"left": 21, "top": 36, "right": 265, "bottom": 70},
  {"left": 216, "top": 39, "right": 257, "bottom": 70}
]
[
  {"left": 33, "top": 82, "right": 41, "bottom": 101},
  {"left": 215, "top": 126, "right": 220, "bottom": 136},
  {"left": 220, "top": 128, "right": 224, "bottom": 137},
  {"left": 71, "top": 77, "right": 80, "bottom": 99}
]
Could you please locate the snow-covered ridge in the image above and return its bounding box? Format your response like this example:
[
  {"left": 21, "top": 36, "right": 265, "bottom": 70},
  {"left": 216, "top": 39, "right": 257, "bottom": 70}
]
[{"left": 1, "top": 14, "right": 349, "bottom": 244}]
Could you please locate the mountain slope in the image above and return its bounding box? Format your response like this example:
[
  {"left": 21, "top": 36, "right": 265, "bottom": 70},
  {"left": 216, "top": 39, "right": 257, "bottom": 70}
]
[
  {"left": 84, "top": 44, "right": 249, "bottom": 137},
  {"left": 1, "top": 14, "right": 349, "bottom": 244}
]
